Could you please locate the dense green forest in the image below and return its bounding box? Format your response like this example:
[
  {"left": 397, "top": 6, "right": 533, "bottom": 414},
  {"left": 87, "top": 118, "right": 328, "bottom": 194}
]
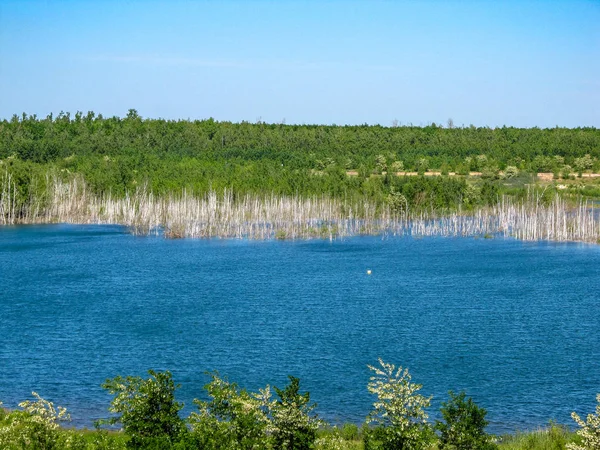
[
  {"left": 2, "top": 111, "right": 600, "bottom": 224},
  {"left": 2, "top": 111, "right": 599, "bottom": 169}
]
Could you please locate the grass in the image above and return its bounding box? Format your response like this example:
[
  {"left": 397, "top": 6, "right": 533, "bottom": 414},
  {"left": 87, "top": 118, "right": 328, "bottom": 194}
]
[
  {"left": 316, "top": 423, "right": 583, "bottom": 450},
  {"left": 0, "top": 407, "right": 583, "bottom": 450},
  {"left": 315, "top": 424, "right": 582, "bottom": 449},
  {"left": 497, "top": 424, "right": 581, "bottom": 450}
]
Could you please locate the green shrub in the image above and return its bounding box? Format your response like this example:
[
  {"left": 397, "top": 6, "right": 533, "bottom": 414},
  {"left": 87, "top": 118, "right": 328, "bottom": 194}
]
[
  {"left": 315, "top": 424, "right": 362, "bottom": 450},
  {"left": 435, "top": 391, "right": 497, "bottom": 450},
  {"left": 365, "top": 359, "right": 433, "bottom": 450},
  {"left": 340, "top": 423, "right": 359, "bottom": 441},
  {"left": 101, "top": 370, "right": 186, "bottom": 449},
  {"left": 189, "top": 372, "right": 270, "bottom": 449},
  {"left": 504, "top": 166, "right": 519, "bottom": 179},
  {"left": 0, "top": 392, "right": 70, "bottom": 450},
  {"left": 270, "top": 375, "right": 321, "bottom": 450},
  {"left": 85, "top": 429, "right": 128, "bottom": 450},
  {"left": 189, "top": 373, "right": 319, "bottom": 449}
]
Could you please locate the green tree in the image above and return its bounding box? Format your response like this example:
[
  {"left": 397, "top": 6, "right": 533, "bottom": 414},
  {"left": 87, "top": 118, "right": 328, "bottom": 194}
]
[
  {"left": 390, "top": 160, "right": 404, "bottom": 173},
  {"left": 435, "top": 391, "right": 497, "bottom": 450},
  {"left": 504, "top": 166, "right": 519, "bottom": 179},
  {"left": 574, "top": 154, "right": 594, "bottom": 173},
  {"left": 375, "top": 155, "right": 388, "bottom": 174},
  {"left": 416, "top": 158, "right": 428, "bottom": 175},
  {"left": 270, "top": 376, "right": 320, "bottom": 450},
  {"left": 101, "top": 370, "right": 185, "bottom": 449},
  {"left": 189, "top": 372, "right": 270, "bottom": 449},
  {"left": 386, "top": 187, "right": 408, "bottom": 214}
]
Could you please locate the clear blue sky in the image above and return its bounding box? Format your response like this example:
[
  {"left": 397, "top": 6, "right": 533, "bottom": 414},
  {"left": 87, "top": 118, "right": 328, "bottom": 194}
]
[{"left": 0, "top": 0, "right": 598, "bottom": 127}]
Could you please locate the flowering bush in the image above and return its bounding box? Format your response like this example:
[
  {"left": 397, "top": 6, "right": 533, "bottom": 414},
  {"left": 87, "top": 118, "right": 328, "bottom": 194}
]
[
  {"left": 189, "top": 373, "right": 320, "bottom": 449},
  {"left": 365, "top": 359, "right": 433, "bottom": 450},
  {"left": 0, "top": 392, "right": 70, "bottom": 449},
  {"left": 189, "top": 372, "right": 271, "bottom": 449},
  {"left": 568, "top": 393, "right": 600, "bottom": 450},
  {"left": 269, "top": 376, "right": 321, "bottom": 450}
]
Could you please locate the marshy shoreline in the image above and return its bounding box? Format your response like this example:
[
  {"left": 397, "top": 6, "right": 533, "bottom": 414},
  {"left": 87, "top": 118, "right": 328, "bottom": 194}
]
[{"left": 2, "top": 174, "right": 599, "bottom": 244}]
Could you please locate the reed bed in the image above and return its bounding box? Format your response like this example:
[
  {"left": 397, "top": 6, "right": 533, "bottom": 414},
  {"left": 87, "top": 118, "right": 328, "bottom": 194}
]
[
  {"left": 410, "top": 196, "right": 598, "bottom": 243},
  {"left": 30, "top": 175, "right": 409, "bottom": 240},
  {"left": 2, "top": 174, "right": 599, "bottom": 244}
]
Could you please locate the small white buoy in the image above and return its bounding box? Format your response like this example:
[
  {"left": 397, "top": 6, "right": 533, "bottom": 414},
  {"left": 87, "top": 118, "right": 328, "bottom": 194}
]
[{"left": 367, "top": 269, "right": 372, "bottom": 275}]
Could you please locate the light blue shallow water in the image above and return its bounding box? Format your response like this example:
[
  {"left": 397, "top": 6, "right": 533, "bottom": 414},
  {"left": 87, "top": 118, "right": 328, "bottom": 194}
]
[{"left": 0, "top": 224, "right": 599, "bottom": 433}]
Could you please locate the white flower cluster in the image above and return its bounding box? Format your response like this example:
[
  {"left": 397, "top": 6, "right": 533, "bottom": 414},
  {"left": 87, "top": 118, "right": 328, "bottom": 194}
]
[
  {"left": 0, "top": 392, "right": 70, "bottom": 448},
  {"left": 18, "top": 391, "right": 71, "bottom": 430},
  {"left": 190, "top": 373, "right": 321, "bottom": 448},
  {"left": 367, "top": 358, "right": 431, "bottom": 429},
  {"left": 366, "top": 358, "right": 433, "bottom": 449},
  {"left": 315, "top": 434, "right": 347, "bottom": 450},
  {"left": 568, "top": 393, "right": 600, "bottom": 450}
]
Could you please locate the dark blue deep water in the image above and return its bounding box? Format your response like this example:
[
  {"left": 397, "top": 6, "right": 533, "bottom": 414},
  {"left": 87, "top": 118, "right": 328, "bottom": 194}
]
[{"left": 1, "top": 224, "right": 599, "bottom": 433}]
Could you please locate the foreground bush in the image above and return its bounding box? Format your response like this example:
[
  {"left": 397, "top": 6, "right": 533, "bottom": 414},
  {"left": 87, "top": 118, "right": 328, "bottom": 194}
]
[
  {"left": 270, "top": 376, "right": 320, "bottom": 449},
  {"left": 1, "top": 367, "right": 597, "bottom": 449},
  {"left": 364, "top": 359, "right": 433, "bottom": 450},
  {"left": 189, "top": 373, "right": 320, "bottom": 449},
  {"left": 435, "top": 391, "right": 497, "bottom": 450},
  {"left": 101, "top": 370, "right": 186, "bottom": 449},
  {"left": 568, "top": 393, "right": 600, "bottom": 450},
  {"left": 0, "top": 392, "right": 76, "bottom": 449},
  {"left": 189, "top": 372, "right": 270, "bottom": 449}
]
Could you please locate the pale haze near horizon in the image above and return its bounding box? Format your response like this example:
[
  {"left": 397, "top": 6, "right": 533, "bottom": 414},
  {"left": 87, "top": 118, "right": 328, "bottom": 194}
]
[{"left": 0, "top": 0, "right": 598, "bottom": 128}]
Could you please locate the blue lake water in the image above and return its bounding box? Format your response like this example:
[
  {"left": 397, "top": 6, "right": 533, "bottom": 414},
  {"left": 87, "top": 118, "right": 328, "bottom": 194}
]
[{"left": 0, "top": 224, "right": 599, "bottom": 434}]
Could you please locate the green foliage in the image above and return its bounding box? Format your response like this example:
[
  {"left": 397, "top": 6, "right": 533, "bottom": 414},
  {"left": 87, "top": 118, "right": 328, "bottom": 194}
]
[
  {"left": 0, "top": 392, "right": 71, "bottom": 450},
  {"left": 365, "top": 359, "right": 433, "bottom": 450},
  {"left": 390, "top": 161, "right": 404, "bottom": 173},
  {"left": 435, "top": 391, "right": 497, "bottom": 450},
  {"left": 386, "top": 187, "right": 408, "bottom": 214},
  {"left": 480, "top": 181, "right": 500, "bottom": 206},
  {"left": 504, "top": 166, "right": 519, "bottom": 179},
  {"left": 270, "top": 376, "right": 320, "bottom": 450},
  {"left": 314, "top": 429, "right": 363, "bottom": 450},
  {"left": 0, "top": 370, "right": 597, "bottom": 450},
  {"left": 498, "top": 424, "right": 578, "bottom": 450},
  {"left": 340, "top": 424, "right": 360, "bottom": 441},
  {"left": 416, "top": 158, "right": 428, "bottom": 175},
  {"left": 375, "top": 155, "right": 388, "bottom": 174},
  {"left": 440, "top": 163, "right": 450, "bottom": 176},
  {"left": 2, "top": 112, "right": 600, "bottom": 222},
  {"left": 188, "top": 373, "right": 319, "bottom": 449},
  {"left": 85, "top": 430, "right": 128, "bottom": 450},
  {"left": 574, "top": 155, "right": 594, "bottom": 173},
  {"left": 189, "top": 372, "right": 270, "bottom": 449},
  {"left": 101, "top": 370, "right": 186, "bottom": 449}
]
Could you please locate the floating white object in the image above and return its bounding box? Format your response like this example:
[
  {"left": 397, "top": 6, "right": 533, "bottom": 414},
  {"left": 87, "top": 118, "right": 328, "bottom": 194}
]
[{"left": 367, "top": 269, "right": 372, "bottom": 275}]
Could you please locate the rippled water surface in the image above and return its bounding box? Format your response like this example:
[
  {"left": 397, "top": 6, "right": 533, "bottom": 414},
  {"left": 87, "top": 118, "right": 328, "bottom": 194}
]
[{"left": 1, "top": 224, "right": 599, "bottom": 433}]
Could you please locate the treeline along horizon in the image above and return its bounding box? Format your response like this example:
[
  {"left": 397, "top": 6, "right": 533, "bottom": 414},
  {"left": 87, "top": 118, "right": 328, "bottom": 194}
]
[
  {"left": 2, "top": 110, "right": 599, "bottom": 164},
  {"left": 1, "top": 110, "right": 600, "bottom": 214}
]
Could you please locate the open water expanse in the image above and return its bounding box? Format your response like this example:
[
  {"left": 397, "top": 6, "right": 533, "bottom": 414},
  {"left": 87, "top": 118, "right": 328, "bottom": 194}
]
[{"left": 1, "top": 224, "right": 599, "bottom": 434}]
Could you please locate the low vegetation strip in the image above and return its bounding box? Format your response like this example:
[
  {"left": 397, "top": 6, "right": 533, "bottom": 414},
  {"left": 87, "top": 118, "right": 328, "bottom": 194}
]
[{"left": 1, "top": 361, "right": 598, "bottom": 449}]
